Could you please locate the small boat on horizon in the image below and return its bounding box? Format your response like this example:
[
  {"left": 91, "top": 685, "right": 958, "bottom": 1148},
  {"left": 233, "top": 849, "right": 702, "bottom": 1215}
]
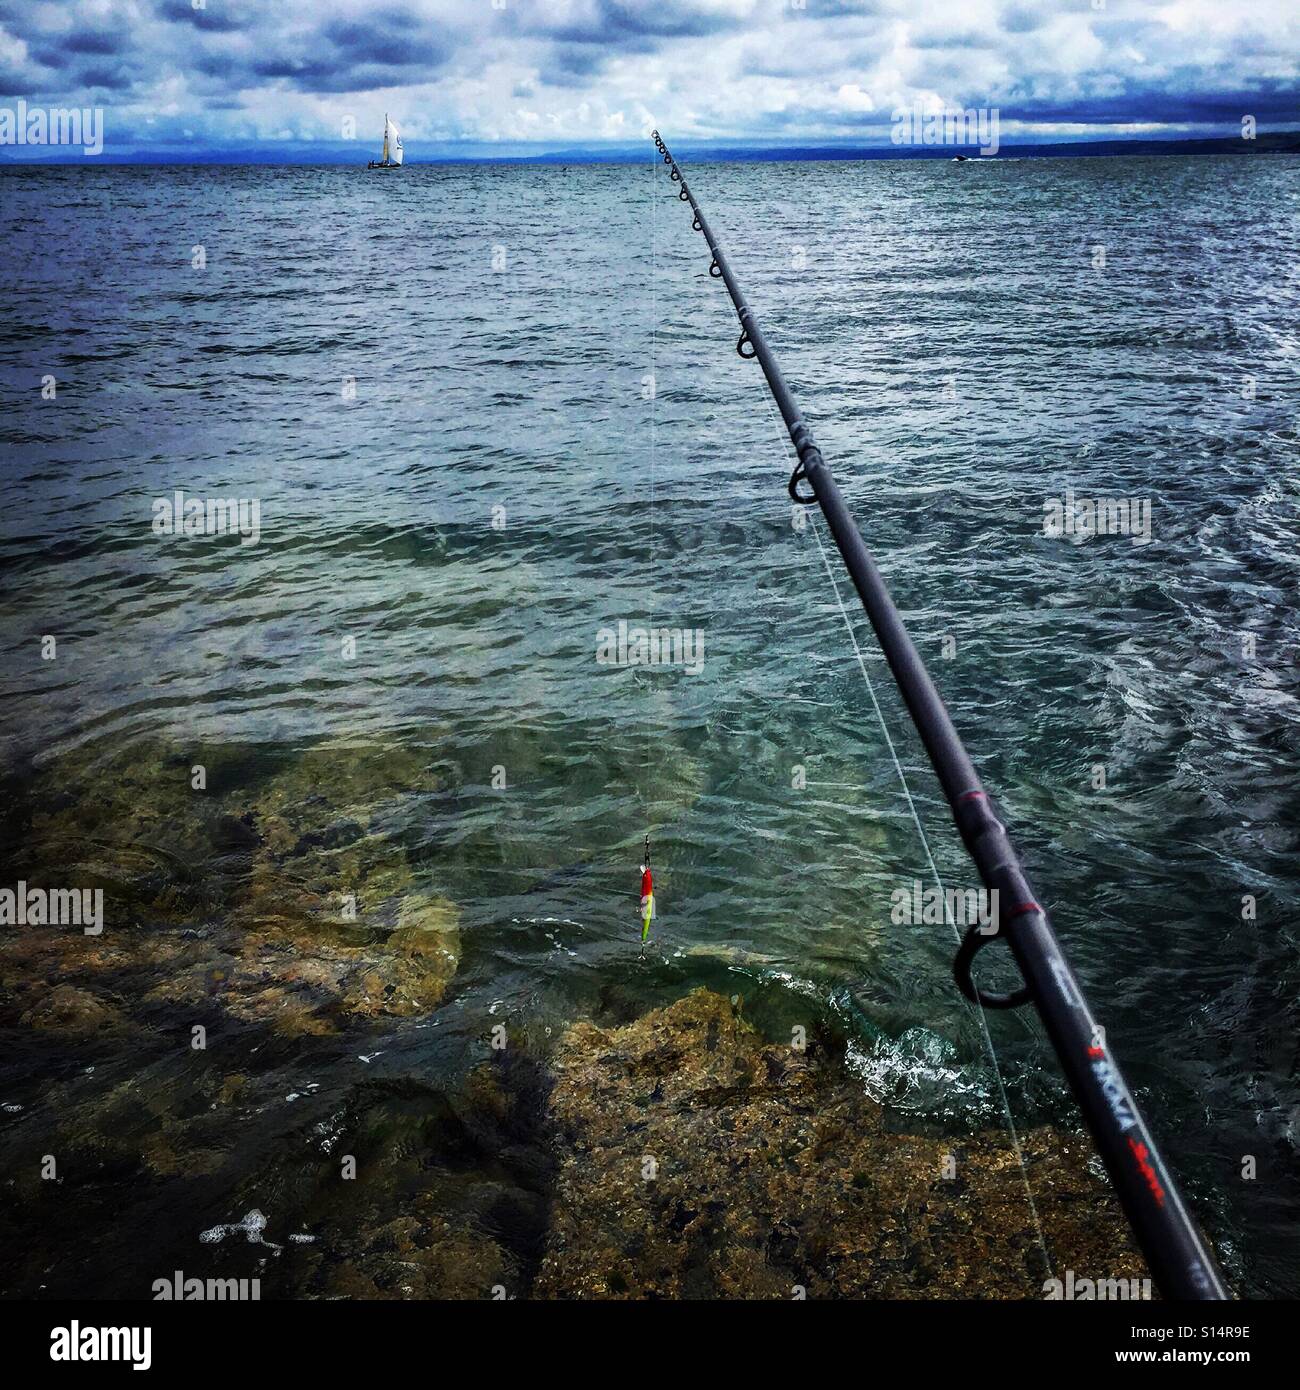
[{"left": 367, "top": 114, "right": 403, "bottom": 169}]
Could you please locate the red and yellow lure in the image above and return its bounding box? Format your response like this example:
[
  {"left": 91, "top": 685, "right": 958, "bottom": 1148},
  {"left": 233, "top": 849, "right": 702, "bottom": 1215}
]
[{"left": 639, "top": 834, "right": 655, "bottom": 944}]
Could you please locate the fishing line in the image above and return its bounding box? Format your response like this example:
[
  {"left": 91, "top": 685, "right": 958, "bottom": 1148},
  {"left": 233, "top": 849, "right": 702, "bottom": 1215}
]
[
  {"left": 642, "top": 144, "right": 658, "bottom": 941},
  {"left": 750, "top": 380, "right": 1053, "bottom": 1278},
  {"left": 649, "top": 145, "right": 656, "bottom": 785}
]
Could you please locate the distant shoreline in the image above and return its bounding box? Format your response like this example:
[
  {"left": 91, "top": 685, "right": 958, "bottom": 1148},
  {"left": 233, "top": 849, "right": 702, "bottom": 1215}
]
[{"left": 3, "top": 130, "right": 1299, "bottom": 167}]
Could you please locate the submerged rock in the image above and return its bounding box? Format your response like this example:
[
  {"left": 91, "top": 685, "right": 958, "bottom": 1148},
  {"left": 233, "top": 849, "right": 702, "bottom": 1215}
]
[
  {"left": 313, "top": 1209, "right": 516, "bottom": 1301},
  {"left": 0, "top": 738, "right": 1157, "bottom": 1299},
  {"left": 19, "top": 983, "right": 127, "bottom": 1036},
  {"left": 0, "top": 735, "right": 461, "bottom": 1039},
  {"left": 536, "top": 989, "right": 1146, "bottom": 1299},
  {"left": 212, "top": 1066, "right": 555, "bottom": 1301},
  {"left": 139, "top": 896, "right": 462, "bottom": 1033}
]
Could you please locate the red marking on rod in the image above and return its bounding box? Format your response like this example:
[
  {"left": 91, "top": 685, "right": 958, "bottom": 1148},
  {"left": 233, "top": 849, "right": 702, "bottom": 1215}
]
[
  {"left": 1129, "top": 1138, "right": 1166, "bottom": 1207},
  {"left": 1008, "top": 901, "right": 1042, "bottom": 918}
]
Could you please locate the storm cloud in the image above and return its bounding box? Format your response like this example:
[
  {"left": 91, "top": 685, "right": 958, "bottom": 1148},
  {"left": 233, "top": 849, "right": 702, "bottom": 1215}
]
[{"left": 0, "top": 0, "right": 1295, "bottom": 155}]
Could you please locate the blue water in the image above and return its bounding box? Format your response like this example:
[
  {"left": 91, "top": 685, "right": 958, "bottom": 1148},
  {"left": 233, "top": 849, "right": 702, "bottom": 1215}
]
[{"left": 0, "top": 154, "right": 1297, "bottom": 1296}]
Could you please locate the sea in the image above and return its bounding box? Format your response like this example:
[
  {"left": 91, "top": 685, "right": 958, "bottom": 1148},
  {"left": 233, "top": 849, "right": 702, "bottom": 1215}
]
[{"left": 0, "top": 153, "right": 1297, "bottom": 1296}]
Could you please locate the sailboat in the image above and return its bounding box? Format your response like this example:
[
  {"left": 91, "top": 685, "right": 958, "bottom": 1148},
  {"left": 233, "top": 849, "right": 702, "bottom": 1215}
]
[{"left": 367, "top": 114, "right": 403, "bottom": 169}]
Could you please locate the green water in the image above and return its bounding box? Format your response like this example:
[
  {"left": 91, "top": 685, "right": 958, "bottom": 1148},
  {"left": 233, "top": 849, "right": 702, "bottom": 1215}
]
[{"left": 0, "top": 155, "right": 1297, "bottom": 1295}]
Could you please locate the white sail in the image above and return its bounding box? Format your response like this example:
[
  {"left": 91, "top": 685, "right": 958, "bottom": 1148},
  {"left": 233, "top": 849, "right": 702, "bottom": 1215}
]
[{"left": 387, "top": 117, "right": 403, "bottom": 165}]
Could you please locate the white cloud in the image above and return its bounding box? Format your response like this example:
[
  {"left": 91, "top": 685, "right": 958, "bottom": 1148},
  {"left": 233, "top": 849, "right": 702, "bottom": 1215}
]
[{"left": 0, "top": 0, "right": 1294, "bottom": 150}]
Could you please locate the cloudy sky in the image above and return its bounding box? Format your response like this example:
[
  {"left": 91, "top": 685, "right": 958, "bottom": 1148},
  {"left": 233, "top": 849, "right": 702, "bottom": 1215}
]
[{"left": 1, "top": 0, "right": 1296, "bottom": 158}]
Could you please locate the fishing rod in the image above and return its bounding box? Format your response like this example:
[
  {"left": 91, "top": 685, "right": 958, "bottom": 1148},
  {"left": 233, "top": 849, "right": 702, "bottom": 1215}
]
[{"left": 651, "top": 132, "right": 1228, "bottom": 1301}]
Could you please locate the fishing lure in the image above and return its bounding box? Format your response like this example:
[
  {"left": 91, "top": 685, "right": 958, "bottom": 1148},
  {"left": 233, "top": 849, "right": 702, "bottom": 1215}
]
[{"left": 639, "top": 833, "right": 654, "bottom": 943}]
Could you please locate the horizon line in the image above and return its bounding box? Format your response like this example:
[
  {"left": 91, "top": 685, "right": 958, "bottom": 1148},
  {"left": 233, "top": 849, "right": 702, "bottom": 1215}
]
[{"left": 4, "top": 128, "right": 1299, "bottom": 168}]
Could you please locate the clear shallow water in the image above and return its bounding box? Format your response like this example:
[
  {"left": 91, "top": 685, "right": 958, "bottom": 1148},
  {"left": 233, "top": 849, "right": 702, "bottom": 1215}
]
[{"left": 0, "top": 155, "right": 1297, "bottom": 1296}]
